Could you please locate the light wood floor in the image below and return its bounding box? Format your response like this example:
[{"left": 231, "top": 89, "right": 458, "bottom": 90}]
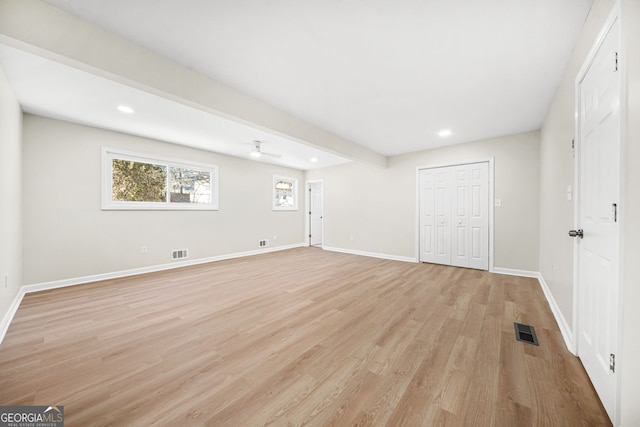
[{"left": 0, "top": 248, "right": 610, "bottom": 426}]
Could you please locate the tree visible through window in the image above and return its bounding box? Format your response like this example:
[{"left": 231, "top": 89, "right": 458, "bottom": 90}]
[
  {"left": 112, "top": 159, "right": 167, "bottom": 202},
  {"left": 103, "top": 148, "right": 218, "bottom": 210}
]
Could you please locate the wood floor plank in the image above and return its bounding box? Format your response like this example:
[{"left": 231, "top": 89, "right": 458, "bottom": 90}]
[{"left": 0, "top": 248, "right": 611, "bottom": 426}]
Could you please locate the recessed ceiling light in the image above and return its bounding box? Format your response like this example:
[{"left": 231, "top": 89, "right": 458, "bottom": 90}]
[
  {"left": 310, "top": 157, "right": 318, "bottom": 163},
  {"left": 117, "top": 105, "right": 135, "bottom": 114},
  {"left": 438, "top": 129, "right": 452, "bottom": 137},
  {"left": 250, "top": 150, "right": 262, "bottom": 158}
]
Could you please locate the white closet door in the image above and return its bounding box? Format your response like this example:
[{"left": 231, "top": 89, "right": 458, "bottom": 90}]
[
  {"left": 419, "top": 162, "right": 489, "bottom": 270},
  {"left": 434, "top": 168, "right": 451, "bottom": 265},
  {"left": 468, "top": 163, "right": 489, "bottom": 270},
  {"left": 419, "top": 166, "right": 451, "bottom": 265},
  {"left": 419, "top": 169, "right": 435, "bottom": 263},
  {"left": 451, "top": 165, "right": 470, "bottom": 268}
]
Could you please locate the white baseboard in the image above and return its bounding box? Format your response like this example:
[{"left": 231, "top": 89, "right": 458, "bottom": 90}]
[
  {"left": 21, "top": 243, "right": 306, "bottom": 294},
  {"left": 494, "top": 267, "right": 575, "bottom": 354},
  {"left": 492, "top": 267, "right": 540, "bottom": 278},
  {"left": 322, "top": 246, "right": 417, "bottom": 263},
  {"left": 0, "top": 287, "right": 26, "bottom": 346},
  {"left": 536, "top": 272, "right": 576, "bottom": 355},
  {"left": 0, "top": 243, "right": 305, "bottom": 347}
]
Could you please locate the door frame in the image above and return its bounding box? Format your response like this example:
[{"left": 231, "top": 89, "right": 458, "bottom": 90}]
[
  {"left": 572, "top": 2, "right": 624, "bottom": 423},
  {"left": 415, "top": 158, "right": 495, "bottom": 271},
  {"left": 305, "top": 180, "right": 324, "bottom": 247}
]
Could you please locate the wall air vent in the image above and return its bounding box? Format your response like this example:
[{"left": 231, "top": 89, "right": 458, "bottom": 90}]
[{"left": 172, "top": 249, "right": 189, "bottom": 260}]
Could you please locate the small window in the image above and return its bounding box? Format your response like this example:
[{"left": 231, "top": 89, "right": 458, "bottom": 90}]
[
  {"left": 273, "top": 175, "right": 297, "bottom": 210},
  {"left": 103, "top": 148, "right": 218, "bottom": 210}
]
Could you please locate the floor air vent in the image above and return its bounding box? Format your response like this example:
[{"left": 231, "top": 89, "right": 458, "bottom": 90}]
[{"left": 514, "top": 322, "right": 539, "bottom": 346}]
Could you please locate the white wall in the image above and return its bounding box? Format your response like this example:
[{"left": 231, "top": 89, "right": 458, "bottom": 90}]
[
  {"left": 620, "top": 0, "right": 640, "bottom": 424},
  {"left": 307, "top": 130, "right": 540, "bottom": 271},
  {"left": 22, "top": 115, "right": 306, "bottom": 285},
  {"left": 0, "top": 65, "right": 22, "bottom": 325}
]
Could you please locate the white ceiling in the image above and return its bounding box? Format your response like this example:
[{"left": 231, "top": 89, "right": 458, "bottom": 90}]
[
  {"left": 0, "top": 45, "right": 350, "bottom": 170},
  {"left": 2, "top": 0, "right": 594, "bottom": 168}
]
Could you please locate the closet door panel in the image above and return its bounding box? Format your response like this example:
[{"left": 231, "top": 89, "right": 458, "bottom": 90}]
[
  {"left": 418, "top": 169, "right": 435, "bottom": 263},
  {"left": 434, "top": 169, "right": 451, "bottom": 265},
  {"left": 451, "top": 165, "right": 470, "bottom": 268},
  {"left": 468, "top": 162, "right": 489, "bottom": 270}
]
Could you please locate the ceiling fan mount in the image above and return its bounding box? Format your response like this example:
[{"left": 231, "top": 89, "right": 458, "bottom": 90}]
[{"left": 250, "top": 140, "right": 281, "bottom": 159}]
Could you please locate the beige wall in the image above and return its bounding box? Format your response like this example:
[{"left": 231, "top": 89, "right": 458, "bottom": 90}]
[
  {"left": 307, "top": 130, "right": 540, "bottom": 271},
  {"left": 22, "top": 115, "right": 306, "bottom": 284},
  {"left": 0, "top": 65, "right": 22, "bottom": 325}
]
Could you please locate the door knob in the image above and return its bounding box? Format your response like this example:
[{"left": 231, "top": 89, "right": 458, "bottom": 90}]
[{"left": 568, "top": 229, "right": 584, "bottom": 238}]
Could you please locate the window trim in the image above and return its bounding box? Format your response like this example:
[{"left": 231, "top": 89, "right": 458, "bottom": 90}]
[
  {"left": 272, "top": 175, "right": 298, "bottom": 211},
  {"left": 102, "top": 147, "right": 219, "bottom": 211}
]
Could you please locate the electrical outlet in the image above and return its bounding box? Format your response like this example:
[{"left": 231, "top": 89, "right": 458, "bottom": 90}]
[{"left": 141, "top": 246, "right": 148, "bottom": 254}]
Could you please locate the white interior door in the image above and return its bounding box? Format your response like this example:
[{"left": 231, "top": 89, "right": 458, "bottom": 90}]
[
  {"left": 576, "top": 16, "right": 620, "bottom": 423},
  {"left": 419, "top": 162, "right": 489, "bottom": 270},
  {"left": 309, "top": 182, "right": 323, "bottom": 246}
]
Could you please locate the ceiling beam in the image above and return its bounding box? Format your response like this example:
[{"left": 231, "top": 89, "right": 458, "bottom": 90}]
[{"left": 0, "top": 0, "right": 387, "bottom": 168}]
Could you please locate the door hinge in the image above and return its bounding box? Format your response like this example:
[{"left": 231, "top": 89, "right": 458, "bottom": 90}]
[
  {"left": 614, "top": 52, "right": 619, "bottom": 72},
  {"left": 610, "top": 354, "right": 616, "bottom": 373}
]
